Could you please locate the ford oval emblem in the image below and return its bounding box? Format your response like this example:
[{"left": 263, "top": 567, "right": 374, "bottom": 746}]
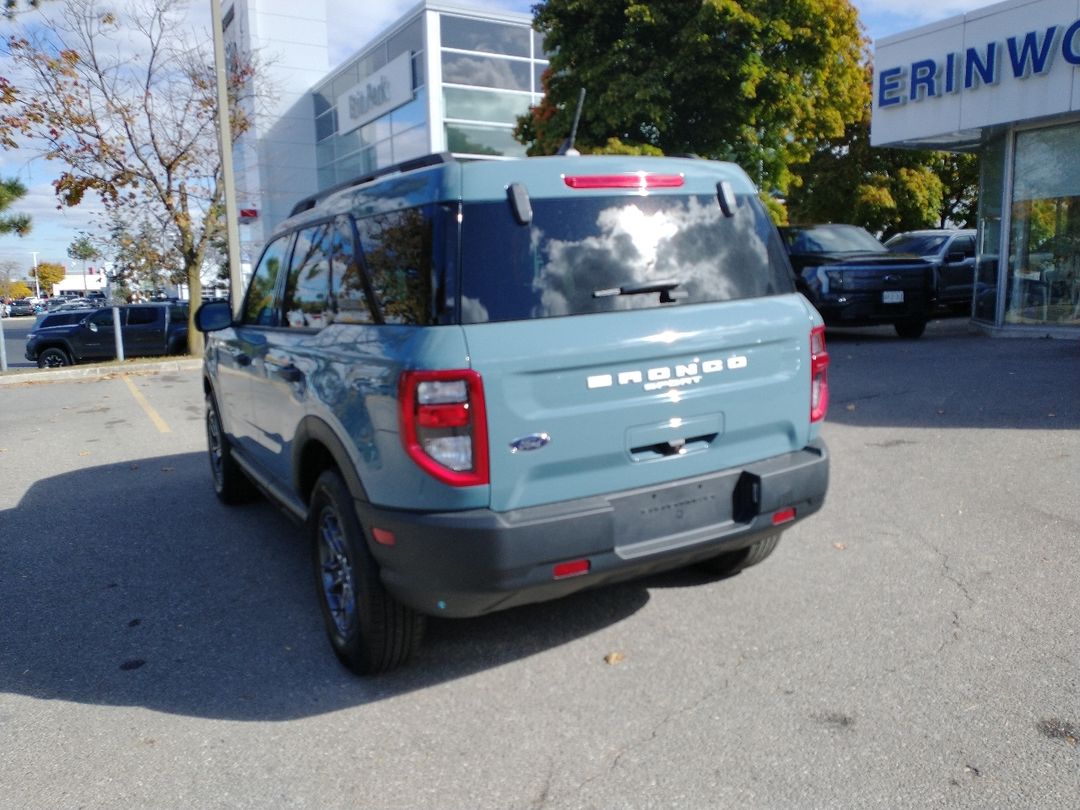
[{"left": 509, "top": 433, "right": 551, "bottom": 453}]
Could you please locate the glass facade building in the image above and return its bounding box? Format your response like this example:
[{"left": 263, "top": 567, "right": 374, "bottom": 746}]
[
  {"left": 871, "top": 0, "right": 1080, "bottom": 337},
  {"left": 311, "top": 2, "right": 547, "bottom": 190}
]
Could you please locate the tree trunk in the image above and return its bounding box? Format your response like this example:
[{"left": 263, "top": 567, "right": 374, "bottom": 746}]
[{"left": 186, "top": 264, "right": 205, "bottom": 356}]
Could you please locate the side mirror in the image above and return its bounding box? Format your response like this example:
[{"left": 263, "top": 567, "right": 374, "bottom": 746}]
[
  {"left": 195, "top": 300, "right": 233, "bottom": 333},
  {"left": 946, "top": 251, "right": 966, "bottom": 263},
  {"left": 86, "top": 320, "right": 99, "bottom": 333}
]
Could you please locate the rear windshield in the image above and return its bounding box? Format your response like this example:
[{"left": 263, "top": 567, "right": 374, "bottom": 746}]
[
  {"left": 884, "top": 234, "right": 948, "bottom": 255},
  {"left": 457, "top": 194, "right": 793, "bottom": 323},
  {"left": 783, "top": 225, "right": 887, "bottom": 255}
]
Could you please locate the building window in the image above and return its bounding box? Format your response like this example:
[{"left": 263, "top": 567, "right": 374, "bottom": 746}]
[
  {"left": 1006, "top": 124, "right": 1080, "bottom": 326},
  {"left": 440, "top": 16, "right": 530, "bottom": 57},
  {"left": 445, "top": 123, "right": 527, "bottom": 157},
  {"left": 442, "top": 52, "right": 532, "bottom": 91},
  {"left": 443, "top": 87, "right": 532, "bottom": 123}
]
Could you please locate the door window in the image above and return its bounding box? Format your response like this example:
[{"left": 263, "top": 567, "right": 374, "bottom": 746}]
[
  {"left": 283, "top": 223, "right": 334, "bottom": 329},
  {"left": 330, "top": 215, "right": 375, "bottom": 324},
  {"left": 241, "top": 236, "right": 291, "bottom": 326}
]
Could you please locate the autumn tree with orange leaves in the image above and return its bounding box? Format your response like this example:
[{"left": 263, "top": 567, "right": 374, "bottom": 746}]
[{"left": 3, "top": 0, "right": 258, "bottom": 352}]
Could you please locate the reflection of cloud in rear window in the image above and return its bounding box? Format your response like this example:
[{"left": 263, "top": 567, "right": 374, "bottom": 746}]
[
  {"left": 532, "top": 198, "right": 766, "bottom": 316},
  {"left": 460, "top": 296, "right": 490, "bottom": 323}
]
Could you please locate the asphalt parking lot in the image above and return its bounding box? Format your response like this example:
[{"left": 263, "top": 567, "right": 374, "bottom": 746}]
[{"left": 1, "top": 316, "right": 1077, "bottom": 809}]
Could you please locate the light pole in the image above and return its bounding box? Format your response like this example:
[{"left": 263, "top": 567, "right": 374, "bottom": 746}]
[
  {"left": 210, "top": 0, "right": 243, "bottom": 314},
  {"left": 31, "top": 251, "right": 39, "bottom": 297}
]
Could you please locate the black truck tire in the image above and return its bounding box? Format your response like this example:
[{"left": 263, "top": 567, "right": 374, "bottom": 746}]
[
  {"left": 37, "top": 347, "right": 72, "bottom": 368},
  {"left": 206, "top": 394, "right": 254, "bottom": 504},
  {"left": 309, "top": 469, "right": 424, "bottom": 675},
  {"left": 702, "top": 532, "right": 782, "bottom": 577},
  {"left": 894, "top": 318, "right": 927, "bottom": 339}
]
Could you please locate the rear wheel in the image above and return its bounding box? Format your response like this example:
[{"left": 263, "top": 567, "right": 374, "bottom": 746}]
[
  {"left": 894, "top": 318, "right": 927, "bottom": 339},
  {"left": 702, "top": 532, "right": 782, "bottom": 577},
  {"left": 37, "top": 347, "right": 71, "bottom": 368},
  {"left": 310, "top": 469, "right": 424, "bottom": 675},
  {"left": 206, "top": 394, "right": 254, "bottom": 504}
]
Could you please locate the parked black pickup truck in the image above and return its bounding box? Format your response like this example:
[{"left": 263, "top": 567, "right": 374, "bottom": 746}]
[
  {"left": 780, "top": 224, "right": 933, "bottom": 338},
  {"left": 25, "top": 303, "right": 189, "bottom": 367}
]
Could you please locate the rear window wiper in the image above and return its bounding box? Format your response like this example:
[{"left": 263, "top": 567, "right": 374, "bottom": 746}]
[{"left": 592, "top": 280, "right": 688, "bottom": 304}]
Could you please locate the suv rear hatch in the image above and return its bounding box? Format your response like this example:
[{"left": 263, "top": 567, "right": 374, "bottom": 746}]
[{"left": 454, "top": 157, "right": 821, "bottom": 512}]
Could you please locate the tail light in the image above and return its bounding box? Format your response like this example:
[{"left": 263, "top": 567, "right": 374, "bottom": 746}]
[
  {"left": 399, "top": 370, "right": 489, "bottom": 487},
  {"left": 563, "top": 173, "right": 685, "bottom": 190},
  {"left": 810, "top": 326, "right": 830, "bottom": 423}
]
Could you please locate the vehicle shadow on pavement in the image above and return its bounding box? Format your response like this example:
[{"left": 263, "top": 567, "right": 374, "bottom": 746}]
[
  {"left": 0, "top": 452, "right": 649, "bottom": 719},
  {"left": 824, "top": 319, "right": 1080, "bottom": 430}
]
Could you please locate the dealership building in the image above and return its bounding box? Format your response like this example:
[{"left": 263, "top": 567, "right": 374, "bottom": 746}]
[
  {"left": 223, "top": 0, "right": 545, "bottom": 272},
  {"left": 873, "top": 0, "right": 1080, "bottom": 336}
]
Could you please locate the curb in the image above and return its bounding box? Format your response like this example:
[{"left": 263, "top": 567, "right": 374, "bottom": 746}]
[{"left": 0, "top": 357, "right": 203, "bottom": 385}]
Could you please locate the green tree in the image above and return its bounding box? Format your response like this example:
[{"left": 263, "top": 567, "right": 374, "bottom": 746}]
[
  {"left": 517, "top": 0, "right": 868, "bottom": 194},
  {"left": 67, "top": 230, "right": 98, "bottom": 268},
  {"left": 0, "top": 176, "right": 30, "bottom": 235},
  {"left": 786, "top": 100, "right": 979, "bottom": 237},
  {"left": 95, "top": 211, "right": 182, "bottom": 297}
]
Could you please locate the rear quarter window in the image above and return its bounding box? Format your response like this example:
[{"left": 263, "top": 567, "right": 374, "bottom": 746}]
[{"left": 458, "top": 193, "right": 793, "bottom": 323}]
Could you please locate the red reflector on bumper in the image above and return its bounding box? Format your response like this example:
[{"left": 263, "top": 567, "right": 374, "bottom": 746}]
[
  {"left": 772, "top": 507, "right": 797, "bottom": 526},
  {"left": 372, "top": 528, "right": 396, "bottom": 546},
  {"left": 553, "top": 559, "right": 590, "bottom": 579}
]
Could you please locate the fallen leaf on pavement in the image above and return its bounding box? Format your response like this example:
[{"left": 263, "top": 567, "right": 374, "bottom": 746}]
[{"left": 604, "top": 651, "right": 625, "bottom": 665}]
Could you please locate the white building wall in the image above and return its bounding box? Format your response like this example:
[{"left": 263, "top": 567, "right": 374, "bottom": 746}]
[
  {"left": 871, "top": 0, "right": 1080, "bottom": 148},
  {"left": 226, "top": 0, "right": 330, "bottom": 269}
]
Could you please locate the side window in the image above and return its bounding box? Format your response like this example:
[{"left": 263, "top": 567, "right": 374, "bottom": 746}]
[
  {"left": 955, "top": 236, "right": 975, "bottom": 258},
  {"left": 330, "top": 215, "right": 374, "bottom": 324},
  {"left": 283, "top": 223, "right": 333, "bottom": 329},
  {"left": 88, "top": 310, "right": 114, "bottom": 328},
  {"left": 126, "top": 307, "right": 157, "bottom": 326},
  {"left": 241, "top": 235, "right": 291, "bottom": 326},
  {"left": 356, "top": 206, "right": 434, "bottom": 325}
]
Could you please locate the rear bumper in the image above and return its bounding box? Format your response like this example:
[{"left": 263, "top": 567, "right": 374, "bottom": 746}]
[
  {"left": 358, "top": 440, "right": 828, "bottom": 617},
  {"left": 816, "top": 292, "right": 929, "bottom": 325}
]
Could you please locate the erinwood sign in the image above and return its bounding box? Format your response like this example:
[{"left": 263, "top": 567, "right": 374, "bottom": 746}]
[
  {"left": 337, "top": 52, "right": 412, "bottom": 135},
  {"left": 871, "top": 0, "right": 1080, "bottom": 146}
]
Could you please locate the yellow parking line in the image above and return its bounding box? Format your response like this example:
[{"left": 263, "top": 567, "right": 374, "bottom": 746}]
[{"left": 121, "top": 374, "right": 171, "bottom": 433}]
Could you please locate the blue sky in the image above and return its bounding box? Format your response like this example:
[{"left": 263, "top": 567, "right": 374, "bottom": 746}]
[{"left": 0, "top": 0, "right": 992, "bottom": 274}]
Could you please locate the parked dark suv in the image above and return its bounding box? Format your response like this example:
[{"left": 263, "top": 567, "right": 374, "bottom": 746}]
[
  {"left": 884, "top": 229, "right": 977, "bottom": 311},
  {"left": 25, "top": 303, "right": 188, "bottom": 367},
  {"left": 196, "top": 153, "right": 831, "bottom": 675},
  {"left": 780, "top": 223, "right": 933, "bottom": 338}
]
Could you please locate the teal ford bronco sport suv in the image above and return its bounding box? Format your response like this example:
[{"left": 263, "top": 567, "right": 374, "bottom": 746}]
[{"left": 196, "top": 153, "right": 830, "bottom": 674}]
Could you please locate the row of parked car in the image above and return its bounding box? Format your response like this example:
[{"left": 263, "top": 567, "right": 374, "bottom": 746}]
[{"left": 781, "top": 225, "right": 976, "bottom": 339}]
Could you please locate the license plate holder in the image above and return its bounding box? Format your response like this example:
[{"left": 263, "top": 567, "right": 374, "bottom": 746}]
[{"left": 882, "top": 290, "right": 904, "bottom": 304}]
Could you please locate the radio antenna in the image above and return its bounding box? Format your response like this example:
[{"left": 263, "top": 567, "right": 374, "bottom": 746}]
[{"left": 557, "top": 88, "right": 586, "bottom": 155}]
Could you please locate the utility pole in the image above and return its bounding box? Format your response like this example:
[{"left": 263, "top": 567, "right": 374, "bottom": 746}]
[
  {"left": 210, "top": 0, "right": 244, "bottom": 315},
  {"left": 31, "top": 251, "right": 39, "bottom": 297}
]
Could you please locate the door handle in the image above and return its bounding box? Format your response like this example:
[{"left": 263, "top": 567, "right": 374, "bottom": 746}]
[
  {"left": 277, "top": 364, "right": 304, "bottom": 383},
  {"left": 266, "top": 356, "right": 304, "bottom": 382}
]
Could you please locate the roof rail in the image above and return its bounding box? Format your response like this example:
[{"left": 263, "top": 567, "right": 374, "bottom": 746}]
[{"left": 288, "top": 153, "right": 457, "bottom": 217}]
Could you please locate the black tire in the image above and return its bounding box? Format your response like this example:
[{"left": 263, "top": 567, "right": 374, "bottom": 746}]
[
  {"left": 702, "top": 532, "right": 782, "bottom": 578},
  {"left": 206, "top": 394, "right": 254, "bottom": 504},
  {"left": 310, "top": 469, "right": 424, "bottom": 675},
  {"left": 37, "top": 347, "right": 71, "bottom": 368},
  {"left": 894, "top": 318, "right": 927, "bottom": 339}
]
